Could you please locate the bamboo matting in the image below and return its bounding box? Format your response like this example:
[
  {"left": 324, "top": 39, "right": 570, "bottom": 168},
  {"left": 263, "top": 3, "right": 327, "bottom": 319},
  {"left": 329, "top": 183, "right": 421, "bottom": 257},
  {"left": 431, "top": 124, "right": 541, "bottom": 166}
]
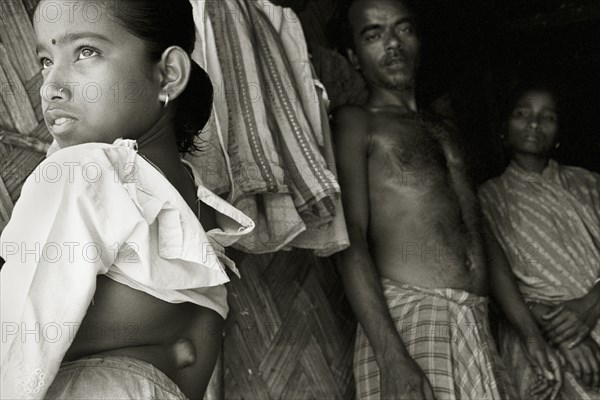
[
  {"left": 224, "top": 249, "right": 356, "bottom": 400},
  {"left": 0, "top": 0, "right": 50, "bottom": 231}
]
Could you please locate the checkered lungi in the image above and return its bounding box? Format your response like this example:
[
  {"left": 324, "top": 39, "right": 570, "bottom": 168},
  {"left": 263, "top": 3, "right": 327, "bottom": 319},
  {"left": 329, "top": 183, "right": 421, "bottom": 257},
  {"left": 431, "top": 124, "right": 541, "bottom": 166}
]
[{"left": 354, "top": 279, "right": 517, "bottom": 400}]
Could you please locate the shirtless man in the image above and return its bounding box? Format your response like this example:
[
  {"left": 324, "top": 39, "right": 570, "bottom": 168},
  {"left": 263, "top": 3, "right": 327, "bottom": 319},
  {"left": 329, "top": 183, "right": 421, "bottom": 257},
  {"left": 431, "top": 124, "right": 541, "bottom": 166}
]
[{"left": 332, "top": 1, "right": 546, "bottom": 399}]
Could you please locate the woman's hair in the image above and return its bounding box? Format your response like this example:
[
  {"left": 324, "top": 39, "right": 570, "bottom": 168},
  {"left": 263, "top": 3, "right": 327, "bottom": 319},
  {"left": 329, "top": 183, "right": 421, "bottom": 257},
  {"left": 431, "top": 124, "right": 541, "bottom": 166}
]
[
  {"left": 498, "top": 77, "right": 562, "bottom": 163},
  {"left": 503, "top": 78, "right": 561, "bottom": 121},
  {"left": 113, "top": 0, "right": 213, "bottom": 154}
]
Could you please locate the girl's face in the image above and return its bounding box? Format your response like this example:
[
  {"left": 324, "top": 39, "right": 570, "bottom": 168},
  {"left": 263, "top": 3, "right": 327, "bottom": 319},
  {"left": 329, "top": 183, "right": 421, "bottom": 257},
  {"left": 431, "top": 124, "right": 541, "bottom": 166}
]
[
  {"left": 34, "top": 0, "right": 162, "bottom": 148},
  {"left": 506, "top": 89, "right": 559, "bottom": 158}
]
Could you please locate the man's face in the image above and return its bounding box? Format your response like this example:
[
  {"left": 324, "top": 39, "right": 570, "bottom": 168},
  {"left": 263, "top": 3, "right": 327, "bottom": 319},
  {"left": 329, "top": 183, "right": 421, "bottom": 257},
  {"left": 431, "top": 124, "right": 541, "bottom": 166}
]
[{"left": 347, "top": 0, "right": 420, "bottom": 92}]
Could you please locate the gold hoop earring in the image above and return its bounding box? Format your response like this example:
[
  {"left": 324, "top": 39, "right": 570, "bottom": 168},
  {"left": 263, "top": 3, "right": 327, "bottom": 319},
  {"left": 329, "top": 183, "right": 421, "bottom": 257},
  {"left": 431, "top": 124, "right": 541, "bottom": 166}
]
[{"left": 163, "top": 93, "right": 170, "bottom": 109}]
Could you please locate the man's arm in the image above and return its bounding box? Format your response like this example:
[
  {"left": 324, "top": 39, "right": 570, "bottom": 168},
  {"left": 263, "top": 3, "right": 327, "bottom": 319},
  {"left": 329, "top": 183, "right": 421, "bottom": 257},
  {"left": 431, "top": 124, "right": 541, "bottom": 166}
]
[
  {"left": 484, "top": 225, "right": 544, "bottom": 343},
  {"left": 332, "top": 106, "right": 434, "bottom": 400}
]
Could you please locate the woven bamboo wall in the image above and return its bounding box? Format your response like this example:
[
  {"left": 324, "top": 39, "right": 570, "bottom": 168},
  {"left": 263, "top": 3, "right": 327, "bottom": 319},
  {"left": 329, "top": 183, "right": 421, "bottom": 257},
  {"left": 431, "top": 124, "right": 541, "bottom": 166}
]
[
  {"left": 224, "top": 250, "right": 355, "bottom": 399},
  {"left": 0, "top": 1, "right": 357, "bottom": 399},
  {"left": 0, "top": 0, "right": 52, "bottom": 233}
]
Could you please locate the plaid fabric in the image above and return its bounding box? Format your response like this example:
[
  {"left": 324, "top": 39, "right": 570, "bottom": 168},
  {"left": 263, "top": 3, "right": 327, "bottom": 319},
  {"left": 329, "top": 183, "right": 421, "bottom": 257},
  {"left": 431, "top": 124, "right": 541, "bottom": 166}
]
[{"left": 354, "top": 279, "right": 516, "bottom": 400}]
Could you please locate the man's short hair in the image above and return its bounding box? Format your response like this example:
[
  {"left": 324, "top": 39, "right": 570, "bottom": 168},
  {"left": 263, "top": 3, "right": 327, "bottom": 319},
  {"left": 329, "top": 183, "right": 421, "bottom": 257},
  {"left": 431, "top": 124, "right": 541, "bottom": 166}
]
[{"left": 327, "top": 0, "right": 421, "bottom": 54}]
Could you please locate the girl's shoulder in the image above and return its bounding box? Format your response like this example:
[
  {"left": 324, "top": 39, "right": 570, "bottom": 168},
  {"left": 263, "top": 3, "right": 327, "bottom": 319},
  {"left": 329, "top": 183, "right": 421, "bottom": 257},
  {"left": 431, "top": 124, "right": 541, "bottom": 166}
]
[
  {"left": 31, "top": 141, "right": 140, "bottom": 190},
  {"left": 17, "top": 142, "right": 142, "bottom": 230},
  {"left": 43, "top": 141, "right": 133, "bottom": 166}
]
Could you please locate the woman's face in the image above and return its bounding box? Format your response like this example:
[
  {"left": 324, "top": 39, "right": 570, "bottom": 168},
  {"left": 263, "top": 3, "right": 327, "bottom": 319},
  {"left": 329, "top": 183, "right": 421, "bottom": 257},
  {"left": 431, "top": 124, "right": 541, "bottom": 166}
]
[
  {"left": 34, "top": 0, "right": 162, "bottom": 148},
  {"left": 506, "top": 89, "right": 558, "bottom": 158}
]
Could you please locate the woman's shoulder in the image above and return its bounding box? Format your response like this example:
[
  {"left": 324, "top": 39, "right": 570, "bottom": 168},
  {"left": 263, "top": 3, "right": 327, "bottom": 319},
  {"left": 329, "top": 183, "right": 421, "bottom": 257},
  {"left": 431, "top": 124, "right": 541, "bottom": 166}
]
[
  {"left": 477, "top": 173, "right": 511, "bottom": 217},
  {"left": 478, "top": 173, "right": 506, "bottom": 196},
  {"left": 558, "top": 162, "right": 600, "bottom": 184}
]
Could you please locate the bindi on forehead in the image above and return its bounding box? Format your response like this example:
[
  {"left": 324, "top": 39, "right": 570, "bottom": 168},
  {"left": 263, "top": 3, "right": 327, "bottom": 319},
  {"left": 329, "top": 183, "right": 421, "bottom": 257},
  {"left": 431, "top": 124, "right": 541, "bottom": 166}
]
[{"left": 52, "top": 39, "right": 56, "bottom": 45}]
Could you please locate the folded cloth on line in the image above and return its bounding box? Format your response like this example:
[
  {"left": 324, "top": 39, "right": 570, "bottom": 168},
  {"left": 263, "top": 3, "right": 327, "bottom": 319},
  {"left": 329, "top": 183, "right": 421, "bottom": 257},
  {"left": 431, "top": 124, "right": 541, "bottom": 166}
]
[
  {"left": 354, "top": 279, "right": 517, "bottom": 400},
  {"left": 186, "top": 0, "right": 348, "bottom": 256}
]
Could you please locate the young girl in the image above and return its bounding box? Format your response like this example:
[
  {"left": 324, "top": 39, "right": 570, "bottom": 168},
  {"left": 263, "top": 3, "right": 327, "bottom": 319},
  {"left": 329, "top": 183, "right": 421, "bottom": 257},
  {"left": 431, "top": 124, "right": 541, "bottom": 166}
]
[{"left": 0, "top": 1, "right": 254, "bottom": 399}]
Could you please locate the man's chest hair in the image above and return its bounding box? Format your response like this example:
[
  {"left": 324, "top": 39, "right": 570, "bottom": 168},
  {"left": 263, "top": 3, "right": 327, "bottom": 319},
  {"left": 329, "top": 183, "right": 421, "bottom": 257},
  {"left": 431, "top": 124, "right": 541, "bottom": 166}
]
[{"left": 369, "top": 112, "right": 466, "bottom": 177}]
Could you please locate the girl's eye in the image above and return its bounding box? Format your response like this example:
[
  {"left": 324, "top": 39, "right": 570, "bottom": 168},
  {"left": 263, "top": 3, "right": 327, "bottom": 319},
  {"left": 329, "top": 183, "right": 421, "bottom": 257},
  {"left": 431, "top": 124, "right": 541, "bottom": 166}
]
[
  {"left": 78, "top": 47, "right": 98, "bottom": 60},
  {"left": 40, "top": 58, "right": 53, "bottom": 70},
  {"left": 543, "top": 114, "right": 557, "bottom": 122}
]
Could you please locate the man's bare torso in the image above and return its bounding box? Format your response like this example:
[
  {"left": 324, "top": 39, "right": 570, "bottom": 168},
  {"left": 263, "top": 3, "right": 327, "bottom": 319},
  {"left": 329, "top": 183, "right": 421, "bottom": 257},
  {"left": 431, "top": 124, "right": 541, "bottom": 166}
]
[{"left": 363, "top": 107, "right": 487, "bottom": 295}]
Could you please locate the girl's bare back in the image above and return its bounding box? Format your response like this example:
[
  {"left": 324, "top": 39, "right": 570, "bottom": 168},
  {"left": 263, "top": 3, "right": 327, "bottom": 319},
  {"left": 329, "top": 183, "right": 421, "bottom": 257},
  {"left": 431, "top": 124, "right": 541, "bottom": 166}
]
[{"left": 65, "top": 276, "right": 223, "bottom": 399}]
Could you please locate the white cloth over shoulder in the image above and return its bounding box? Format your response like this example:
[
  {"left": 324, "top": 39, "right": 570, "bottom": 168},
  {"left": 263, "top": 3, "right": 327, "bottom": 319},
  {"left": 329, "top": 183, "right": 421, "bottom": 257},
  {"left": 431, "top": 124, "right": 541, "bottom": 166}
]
[{"left": 0, "top": 139, "right": 254, "bottom": 399}]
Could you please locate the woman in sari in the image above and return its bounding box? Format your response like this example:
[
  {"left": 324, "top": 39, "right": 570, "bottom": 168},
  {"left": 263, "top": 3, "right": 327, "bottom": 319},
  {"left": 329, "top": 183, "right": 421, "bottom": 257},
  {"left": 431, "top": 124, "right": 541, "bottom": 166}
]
[{"left": 479, "top": 81, "right": 600, "bottom": 399}]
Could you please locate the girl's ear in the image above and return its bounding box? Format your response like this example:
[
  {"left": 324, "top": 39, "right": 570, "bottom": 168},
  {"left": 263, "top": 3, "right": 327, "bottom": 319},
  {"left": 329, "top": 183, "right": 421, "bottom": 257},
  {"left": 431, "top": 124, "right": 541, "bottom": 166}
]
[{"left": 157, "top": 46, "right": 191, "bottom": 103}]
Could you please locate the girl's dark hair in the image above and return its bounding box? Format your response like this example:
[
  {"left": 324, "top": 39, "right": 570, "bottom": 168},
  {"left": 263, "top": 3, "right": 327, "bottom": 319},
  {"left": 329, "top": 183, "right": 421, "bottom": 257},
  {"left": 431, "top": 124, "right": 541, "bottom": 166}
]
[{"left": 113, "top": 0, "right": 213, "bottom": 154}]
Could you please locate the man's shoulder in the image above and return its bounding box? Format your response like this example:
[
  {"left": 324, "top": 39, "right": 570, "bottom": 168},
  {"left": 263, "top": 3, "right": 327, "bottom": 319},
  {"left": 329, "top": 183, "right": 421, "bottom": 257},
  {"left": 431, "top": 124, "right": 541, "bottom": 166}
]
[
  {"left": 417, "top": 110, "right": 461, "bottom": 138},
  {"left": 332, "top": 104, "right": 371, "bottom": 124},
  {"left": 331, "top": 104, "right": 373, "bottom": 145},
  {"left": 332, "top": 104, "right": 414, "bottom": 138}
]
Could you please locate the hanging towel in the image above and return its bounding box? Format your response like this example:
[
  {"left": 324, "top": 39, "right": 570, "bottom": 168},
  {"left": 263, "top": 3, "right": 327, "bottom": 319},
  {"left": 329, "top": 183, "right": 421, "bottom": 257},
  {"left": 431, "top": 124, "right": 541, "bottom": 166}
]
[{"left": 187, "top": 0, "right": 348, "bottom": 256}]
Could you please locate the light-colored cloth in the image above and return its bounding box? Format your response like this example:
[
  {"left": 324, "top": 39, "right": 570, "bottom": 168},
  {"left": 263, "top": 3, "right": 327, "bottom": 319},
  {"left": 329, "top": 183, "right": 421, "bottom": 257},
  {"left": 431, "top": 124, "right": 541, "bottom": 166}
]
[
  {"left": 186, "top": 0, "right": 349, "bottom": 256},
  {"left": 497, "top": 323, "right": 600, "bottom": 400},
  {"left": 479, "top": 160, "right": 600, "bottom": 304},
  {"left": 46, "top": 355, "right": 188, "bottom": 400},
  {"left": 285, "top": 84, "right": 349, "bottom": 255},
  {"left": 354, "top": 279, "right": 516, "bottom": 400},
  {"left": 479, "top": 160, "right": 600, "bottom": 399},
  {"left": 0, "top": 139, "right": 254, "bottom": 399}
]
